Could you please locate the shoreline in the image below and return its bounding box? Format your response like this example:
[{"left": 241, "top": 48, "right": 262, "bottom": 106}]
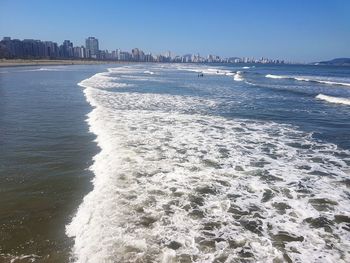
[
  {"left": 0, "top": 59, "right": 318, "bottom": 68},
  {"left": 1, "top": 59, "right": 347, "bottom": 69},
  {"left": 0, "top": 66, "right": 98, "bottom": 261},
  {"left": 0, "top": 59, "right": 128, "bottom": 68}
]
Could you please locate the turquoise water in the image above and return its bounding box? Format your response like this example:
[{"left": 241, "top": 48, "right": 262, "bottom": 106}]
[{"left": 1, "top": 63, "right": 350, "bottom": 262}]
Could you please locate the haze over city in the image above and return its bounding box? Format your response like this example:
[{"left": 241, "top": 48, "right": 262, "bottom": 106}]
[{"left": 1, "top": 0, "right": 349, "bottom": 62}]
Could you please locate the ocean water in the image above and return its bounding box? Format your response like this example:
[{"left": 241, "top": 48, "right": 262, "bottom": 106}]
[
  {"left": 1, "top": 63, "right": 350, "bottom": 262},
  {"left": 0, "top": 65, "right": 100, "bottom": 262}
]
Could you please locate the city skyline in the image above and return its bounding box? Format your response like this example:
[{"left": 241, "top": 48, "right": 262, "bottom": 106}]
[
  {"left": 0, "top": 36, "right": 287, "bottom": 64},
  {"left": 1, "top": 0, "right": 349, "bottom": 62}
]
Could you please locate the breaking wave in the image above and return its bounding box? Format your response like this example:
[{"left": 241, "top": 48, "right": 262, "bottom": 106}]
[
  {"left": 21, "top": 66, "right": 71, "bottom": 72},
  {"left": 266, "top": 74, "right": 350, "bottom": 87},
  {"left": 175, "top": 64, "right": 247, "bottom": 83},
  {"left": 67, "top": 65, "right": 350, "bottom": 263},
  {"left": 78, "top": 69, "right": 129, "bottom": 89},
  {"left": 316, "top": 94, "right": 350, "bottom": 106},
  {"left": 144, "top": 70, "right": 155, "bottom": 75},
  {"left": 177, "top": 65, "right": 235, "bottom": 76},
  {"left": 233, "top": 71, "right": 244, "bottom": 81}
]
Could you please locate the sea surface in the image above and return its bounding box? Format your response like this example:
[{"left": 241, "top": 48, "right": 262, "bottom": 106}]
[{"left": 0, "top": 63, "right": 350, "bottom": 262}]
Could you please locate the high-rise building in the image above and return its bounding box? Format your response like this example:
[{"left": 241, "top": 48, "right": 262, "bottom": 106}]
[
  {"left": 119, "top": 51, "right": 132, "bottom": 61},
  {"left": 85, "top": 37, "right": 99, "bottom": 59},
  {"left": 165, "top": 51, "right": 171, "bottom": 59},
  {"left": 22, "top": 39, "right": 45, "bottom": 58},
  {"left": 73, "top": 46, "right": 86, "bottom": 58},
  {"left": 145, "top": 53, "right": 154, "bottom": 62},
  {"left": 116, "top": 49, "right": 121, "bottom": 60},
  {"left": 132, "top": 48, "right": 140, "bottom": 61},
  {"left": 60, "top": 40, "right": 74, "bottom": 58},
  {"left": 44, "top": 41, "right": 58, "bottom": 58}
]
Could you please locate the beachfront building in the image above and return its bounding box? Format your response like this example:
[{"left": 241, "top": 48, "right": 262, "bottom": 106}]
[
  {"left": 0, "top": 36, "right": 288, "bottom": 63},
  {"left": 60, "top": 40, "right": 74, "bottom": 58},
  {"left": 85, "top": 37, "right": 99, "bottom": 59},
  {"left": 119, "top": 51, "right": 132, "bottom": 61},
  {"left": 73, "top": 46, "right": 86, "bottom": 58}
]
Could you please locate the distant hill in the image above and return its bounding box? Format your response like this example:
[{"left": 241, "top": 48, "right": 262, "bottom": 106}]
[{"left": 317, "top": 58, "right": 350, "bottom": 66}]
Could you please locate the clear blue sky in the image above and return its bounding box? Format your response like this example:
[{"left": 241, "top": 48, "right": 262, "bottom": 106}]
[{"left": 1, "top": 0, "right": 349, "bottom": 62}]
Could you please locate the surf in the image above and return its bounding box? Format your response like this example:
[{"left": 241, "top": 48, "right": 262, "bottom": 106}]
[
  {"left": 67, "top": 65, "right": 350, "bottom": 263},
  {"left": 266, "top": 74, "right": 350, "bottom": 87},
  {"left": 316, "top": 94, "right": 350, "bottom": 105}
]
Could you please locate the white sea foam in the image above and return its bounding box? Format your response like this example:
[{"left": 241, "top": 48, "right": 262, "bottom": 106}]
[
  {"left": 0, "top": 253, "right": 41, "bottom": 263},
  {"left": 266, "top": 74, "right": 350, "bottom": 87},
  {"left": 78, "top": 72, "right": 129, "bottom": 89},
  {"left": 37, "top": 67, "right": 59, "bottom": 71},
  {"left": 243, "top": 66, "right": 250, "bottom": 69},
  {"left": 176, "top": 65, "right": 234, "bottom": 76},
  {"left": 174, "top": 65, "right": 249, "bottom": 84},
  {"left": 21, "top": 66, "right": 70, "bottom": 72},
  {"left": 67, "top": 65, "right": 350, "bottom": 263},
  {"left": 233, "top": 71, "right": 244, "bottom": 81},
  {"left": 266, "top": 74, "right": 285, "bottom": 79},
  {"left": 296, "top": 77, "right": 350, "bottom": 87},
  {"left": 84, "top": 88, "right": 217, "bottom": 113},
  {"left": 144, "top": 70, "right": 155, "bottom": 75},
  {"left": 108, "top": 66, "right": 162, "bottom": 75},
  {"left": 316, "top": 94, "right": 350, "bottom": 106}
]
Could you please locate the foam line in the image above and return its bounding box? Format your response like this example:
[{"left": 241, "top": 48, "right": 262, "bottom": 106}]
[
  {"left": 233, "top": 71, "right": 244, "bottom": 81},
  {"left": 266, "top": 74, "right": 350, "bottom": 87},
  {"left": 316, "top": 94, "right": 350, "bottom": 105}
]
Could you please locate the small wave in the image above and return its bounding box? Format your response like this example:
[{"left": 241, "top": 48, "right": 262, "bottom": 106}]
[
  {"left": 266, "top": 74, "right": 350, "bottom": 87},
  {"left": 177, "top": 65, "right": 233, "bottom": 76},
  {"left": 297, "top": 77, "right": 350, "bottom": 87},
  {"left": 316, "top": 94, "right": 350, "bottom": 105},
  {"left": 233, "top": 71, "right": 244, "bottom": 81},
  {"left": 175, "top": 65, "right": 250, "bottom": 80},
  {"left": 21, "top": 67, "right": 68, "bottom": 72},
  {"left": 266, "top": 74, "right": 286, "bottom": 79},
  {"left": 38, "top": 67, "right": 58, "bottom": 71},
  {"left": 242, "top": 66, "right": 250, "bottom": 69},
  {"left": 204, "top": 68, "right": 233, "bottom": 75},
  {"left": 32, "top": 67, "right": 58, "bottom": 72},
  {"left": 144, "top": 70, "right": 155, "bottom": 75},
  {"left": 107, "top": 66, "right": 156, "bottom": 75},
  {"left": 78, "top": 72, "right": 129, "bottom": 89}
]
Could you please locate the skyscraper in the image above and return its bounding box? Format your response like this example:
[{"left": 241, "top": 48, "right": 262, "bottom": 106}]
[
  {"left": 131, "top": 48, "right": 140, "bottom": 61},
  {"left": 61, "top": 40, "right": 74, "bottom": 58},
  {"left": 85, "top": 37, "right": 99, "bottom": 59}
]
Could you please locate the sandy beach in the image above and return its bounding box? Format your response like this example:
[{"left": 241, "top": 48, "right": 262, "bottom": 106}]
[{"left": 0, "top": 59, "right": 124, "bottom": 67}]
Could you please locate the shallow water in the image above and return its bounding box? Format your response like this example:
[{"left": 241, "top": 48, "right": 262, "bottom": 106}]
[
  {"left": 0, "top": 65, "right": 101, "bottom": 262},
  {"left": 1, "top": 63, "right": 350, "bottom": 262}
]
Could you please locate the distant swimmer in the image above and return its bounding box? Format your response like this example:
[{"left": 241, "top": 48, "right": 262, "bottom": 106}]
[{"left": 198, "top": 73, "right": 204, "bottom": 77}]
